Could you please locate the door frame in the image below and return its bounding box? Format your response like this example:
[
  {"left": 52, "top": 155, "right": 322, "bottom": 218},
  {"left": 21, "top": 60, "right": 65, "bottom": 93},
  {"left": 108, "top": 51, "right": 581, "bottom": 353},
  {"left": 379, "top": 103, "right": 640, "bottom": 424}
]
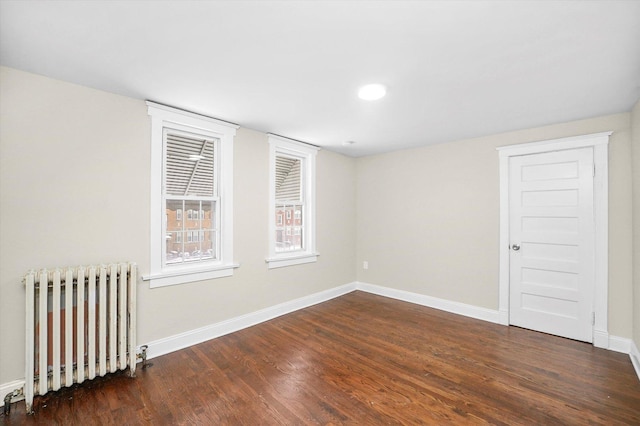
[{"left": 497, "top": 131, "right": 611, "bottom": 348}]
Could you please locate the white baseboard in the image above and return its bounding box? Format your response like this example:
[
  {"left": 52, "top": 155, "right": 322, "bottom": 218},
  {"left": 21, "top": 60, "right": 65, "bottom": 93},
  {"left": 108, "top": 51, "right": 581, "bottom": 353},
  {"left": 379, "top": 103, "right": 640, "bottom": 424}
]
[
  {"left": 0, "top": 379, "right": 25, "bottom": 408},
  {"left": 142, "top": 282, "right": 357, "bottom": 360},
  {"left": 498, "top": 309, "right": 509, "bottom": 326},
  {"left": 606, "top": 336, "right": 640, "bottom": 382},
  {"left": 593, "top": 328, "right": 610, "bottom": 349},
  {"left": 142, "top": 281, "right": 502, "bottom": 361},
  {"left": 630, "top": 340, "right": 640, "bottom": 381},
  {"left": 4, "top": 281, "right": 637, "bottom": 398},
  {"left": 356, "top": 282, "right": 502, "bottom": 324},
  {"left": 607, "top": 335, "right": 632, "bottom": 353}
]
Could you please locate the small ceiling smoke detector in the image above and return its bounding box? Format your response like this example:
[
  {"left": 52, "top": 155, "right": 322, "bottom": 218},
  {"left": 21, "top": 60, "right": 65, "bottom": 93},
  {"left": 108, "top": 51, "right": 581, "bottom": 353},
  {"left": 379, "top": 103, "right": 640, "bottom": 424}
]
[{"left": 358, "top": 84, "right": 386, "bottom": 101}]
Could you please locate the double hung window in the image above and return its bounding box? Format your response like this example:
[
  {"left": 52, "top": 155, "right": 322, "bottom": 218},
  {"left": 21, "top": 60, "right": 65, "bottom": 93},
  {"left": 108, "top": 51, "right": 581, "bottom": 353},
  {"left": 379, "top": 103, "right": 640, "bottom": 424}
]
[
  {"left": 267, "top": 134, "right": 319, "bottom": 268},
  {"left": 164, "top": 130, "right": 218, "bottom": 265},
  {"left": 145, "top": 102, "right": 237, "bottom": 287}
]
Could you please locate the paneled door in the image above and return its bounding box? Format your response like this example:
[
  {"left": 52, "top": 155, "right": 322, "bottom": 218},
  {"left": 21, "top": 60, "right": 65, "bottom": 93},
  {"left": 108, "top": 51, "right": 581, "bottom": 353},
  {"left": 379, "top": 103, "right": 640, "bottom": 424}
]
[{"left": 508, "top": 147, "right": 594, "bottom": 342}]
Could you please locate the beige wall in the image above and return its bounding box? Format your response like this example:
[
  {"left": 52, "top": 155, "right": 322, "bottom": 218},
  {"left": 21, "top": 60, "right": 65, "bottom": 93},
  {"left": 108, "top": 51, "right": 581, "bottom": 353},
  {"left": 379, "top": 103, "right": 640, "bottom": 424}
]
[
  {"left": 0, "top": 67, "right": 357, "bottom": 384},
  {"left": 356, "top": 113, "right": 634, "bottom": 338},
  {"left": 0, "top": 65, "right": 636, "bottom": 388},
  {"left": 632, "top": 99, "right": 640, "bottom": 348}
]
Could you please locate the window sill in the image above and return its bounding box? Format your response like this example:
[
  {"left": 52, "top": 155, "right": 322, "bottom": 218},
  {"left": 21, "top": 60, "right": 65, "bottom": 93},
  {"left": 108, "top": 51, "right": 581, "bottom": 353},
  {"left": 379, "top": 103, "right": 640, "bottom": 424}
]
[
  {"left": 265, "top": 252, "right": 319, "bottom": 269},
  {"left": 143, "top": 263, "right": 239, "bottom": 288}
]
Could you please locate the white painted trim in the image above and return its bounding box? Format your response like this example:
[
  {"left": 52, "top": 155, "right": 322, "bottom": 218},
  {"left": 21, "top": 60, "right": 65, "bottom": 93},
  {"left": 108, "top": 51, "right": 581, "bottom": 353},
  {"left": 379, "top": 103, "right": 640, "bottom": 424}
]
[
  {"left": 496, "top": 131, "right": 611, "bottom": 155},
  {"left": 593, "top": 329, "right": 610, "bottom": 349},
  {"left": 357, "top": 282, "right": 502, "bottom": 324},
  {"left": 592, "top": 142, "right": 609, "bottom": 347},
  {"left": 0, "top": 379, "right": 25, "bottom": 407},
  {"left": 267, "top": 134, "right": 320, "bottom": 268},
  {"left": 140, "top": 282, "right": 357, "bottom": 360},
  {"left": 607, "top": 335, "right": 632, "bottom": 354},
  {"left": 266, "top": 253, "right": 319, "bottom": 269},
  {"left": 142, "top": 263, "right": 239, "bottom": 287},
  {"left": 146, "top": 101, "right": 237, "bottom": 288},
  {"left": 630, "top": 340, "right": 640, "bottom": 382},
  {"left": 497, "top": 131, "right": 610, "bottom": 346}
]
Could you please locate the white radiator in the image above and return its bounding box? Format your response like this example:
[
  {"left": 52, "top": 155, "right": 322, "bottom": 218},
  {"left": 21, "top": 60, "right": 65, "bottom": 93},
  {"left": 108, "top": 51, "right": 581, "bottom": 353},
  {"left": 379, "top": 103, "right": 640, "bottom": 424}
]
[{"left": 23, "top": 263, "right": 137, "bottom": 413}]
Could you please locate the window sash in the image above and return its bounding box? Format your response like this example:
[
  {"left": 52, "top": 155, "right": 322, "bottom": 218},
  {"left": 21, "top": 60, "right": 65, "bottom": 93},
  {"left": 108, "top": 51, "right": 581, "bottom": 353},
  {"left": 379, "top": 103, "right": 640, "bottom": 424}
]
[
  {"left": 275, "top": 201, "right": 304, "bottom": 253},
  {"left": 267, "top": 134, "right": 319, "bottom": 268},
  {"left": 162, "top": 128, "right": 221, "bottom": 268},
  {"left": 146, "top": 101, "right": 238, "bottom": 288},
  {"left": 164, "top": 197, "right": 220, "bottom": 266}
]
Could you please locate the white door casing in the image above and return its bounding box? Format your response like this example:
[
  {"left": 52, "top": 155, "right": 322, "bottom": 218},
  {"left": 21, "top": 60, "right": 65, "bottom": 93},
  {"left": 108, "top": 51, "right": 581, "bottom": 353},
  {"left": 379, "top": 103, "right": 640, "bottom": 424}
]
[
  {"left": 497, "top": 132, "right": 610, "bottom": 347},
  {"left": 508, "top": 148, "right": 594, "bottom": 342}
]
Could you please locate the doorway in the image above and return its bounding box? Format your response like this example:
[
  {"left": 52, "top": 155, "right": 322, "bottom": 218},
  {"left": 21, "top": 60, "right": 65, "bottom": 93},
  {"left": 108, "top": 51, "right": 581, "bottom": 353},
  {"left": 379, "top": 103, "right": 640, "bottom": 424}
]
[{"left": 497, "top": 132, "right": 610, "bottom": 346}]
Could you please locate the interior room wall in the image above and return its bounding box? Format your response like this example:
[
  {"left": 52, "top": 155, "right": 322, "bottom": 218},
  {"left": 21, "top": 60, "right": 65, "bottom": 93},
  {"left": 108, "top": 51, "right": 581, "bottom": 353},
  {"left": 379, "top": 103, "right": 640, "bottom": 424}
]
[
  {"left": 632, "top": 99, "right": 640, "bottom": 349},
  {"left": 1, "top": 64, "right": 636, "bottom": 389},
  {"left": 0, "top": 66, "right": 357, "bottom": 386},
  {"left": 356, "top": 112, "right": 634, "bottom": 339}
]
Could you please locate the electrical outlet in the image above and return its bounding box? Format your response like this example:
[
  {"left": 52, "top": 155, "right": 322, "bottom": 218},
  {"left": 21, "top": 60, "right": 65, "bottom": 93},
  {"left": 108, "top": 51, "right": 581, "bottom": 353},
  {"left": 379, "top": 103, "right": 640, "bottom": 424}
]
[{"left": 363, "top": 261, "right": 369, "bottom": 270}]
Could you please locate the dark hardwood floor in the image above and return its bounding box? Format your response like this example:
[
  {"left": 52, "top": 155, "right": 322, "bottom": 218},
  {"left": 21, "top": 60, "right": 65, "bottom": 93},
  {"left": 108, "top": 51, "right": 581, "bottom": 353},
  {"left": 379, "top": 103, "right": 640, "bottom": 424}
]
[{"left": 3, "top": 291, "right": 640, "bottom": 425}]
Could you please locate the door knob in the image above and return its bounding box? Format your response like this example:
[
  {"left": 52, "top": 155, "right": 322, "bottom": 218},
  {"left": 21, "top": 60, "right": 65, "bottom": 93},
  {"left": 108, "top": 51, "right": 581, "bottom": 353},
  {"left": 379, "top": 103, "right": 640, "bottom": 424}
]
[{"left": 512, "top": 244, "right": 520, "bottom": 251}]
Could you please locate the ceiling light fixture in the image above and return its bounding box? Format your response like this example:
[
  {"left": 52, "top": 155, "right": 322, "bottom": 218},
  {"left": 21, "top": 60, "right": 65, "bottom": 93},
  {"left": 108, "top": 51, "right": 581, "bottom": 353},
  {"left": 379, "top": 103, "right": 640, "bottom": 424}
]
[{"left": 358, "top": 84, "right": 386, "bottom": 101}]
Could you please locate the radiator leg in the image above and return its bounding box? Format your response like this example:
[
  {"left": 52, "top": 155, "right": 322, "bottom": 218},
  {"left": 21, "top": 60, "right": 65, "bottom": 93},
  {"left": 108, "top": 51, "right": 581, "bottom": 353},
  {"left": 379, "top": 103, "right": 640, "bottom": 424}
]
[
  {"left": 137, "top": 345, "right": 153, "bottom": 370},
  {"left": 3, "top": 392, "right": 11, "bottom": 416},
  {"left": 3, "top": 388, "right": 23, "bottom": 416}
]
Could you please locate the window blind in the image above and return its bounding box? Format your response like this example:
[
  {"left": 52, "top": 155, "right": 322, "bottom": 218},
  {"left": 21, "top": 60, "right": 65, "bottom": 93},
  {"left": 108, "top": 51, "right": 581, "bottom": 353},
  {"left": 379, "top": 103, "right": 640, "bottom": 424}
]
[
  {"left": 275, "top": 156, "right": 301, "bottom": 201},
  {"left": 165, "top": 133, "right": 217, "bottom": 197}
]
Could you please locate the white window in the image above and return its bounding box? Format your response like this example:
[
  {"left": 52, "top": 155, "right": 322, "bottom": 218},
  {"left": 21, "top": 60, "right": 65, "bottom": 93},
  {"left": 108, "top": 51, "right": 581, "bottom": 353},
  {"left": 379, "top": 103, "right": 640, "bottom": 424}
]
[
  {"left": 145, "top": 102, "right": 238, "bottom": 288},
  {"left": 267, "top": 134, "right": 319, "bottom": 268}
]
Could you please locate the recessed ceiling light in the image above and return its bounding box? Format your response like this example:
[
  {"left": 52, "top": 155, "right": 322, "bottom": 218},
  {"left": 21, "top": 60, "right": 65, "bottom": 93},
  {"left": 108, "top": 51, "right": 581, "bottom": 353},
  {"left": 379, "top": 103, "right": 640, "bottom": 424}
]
[{"left": 358, "top": 84, "right": 386, "bottom": 101}]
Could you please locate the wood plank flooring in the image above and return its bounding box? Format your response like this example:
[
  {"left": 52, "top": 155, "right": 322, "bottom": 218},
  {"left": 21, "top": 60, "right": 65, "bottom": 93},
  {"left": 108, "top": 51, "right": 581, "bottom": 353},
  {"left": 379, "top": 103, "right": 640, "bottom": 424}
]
[{"left": 3, "top": 291, "right": 640, "bottom": 425}]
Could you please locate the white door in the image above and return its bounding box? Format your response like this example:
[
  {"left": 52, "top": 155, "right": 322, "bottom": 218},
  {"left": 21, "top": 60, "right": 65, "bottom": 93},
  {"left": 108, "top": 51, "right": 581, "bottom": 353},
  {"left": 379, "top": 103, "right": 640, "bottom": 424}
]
[{"left": 509, "top": 147, "right": 594, "bottom": 342}]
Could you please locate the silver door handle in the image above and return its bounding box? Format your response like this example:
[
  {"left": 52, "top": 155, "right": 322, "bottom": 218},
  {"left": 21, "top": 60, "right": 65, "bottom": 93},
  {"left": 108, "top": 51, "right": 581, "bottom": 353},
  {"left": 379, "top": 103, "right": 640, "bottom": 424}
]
[{"left": 511, "top": 244, "right": 520, "bottom": 251}]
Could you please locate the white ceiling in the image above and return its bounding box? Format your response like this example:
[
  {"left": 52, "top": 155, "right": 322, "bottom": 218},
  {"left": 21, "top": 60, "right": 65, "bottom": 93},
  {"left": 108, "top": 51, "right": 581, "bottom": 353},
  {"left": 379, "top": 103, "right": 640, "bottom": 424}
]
[{"left": 1, "top": 1, "right": 639, "bottom": 157}]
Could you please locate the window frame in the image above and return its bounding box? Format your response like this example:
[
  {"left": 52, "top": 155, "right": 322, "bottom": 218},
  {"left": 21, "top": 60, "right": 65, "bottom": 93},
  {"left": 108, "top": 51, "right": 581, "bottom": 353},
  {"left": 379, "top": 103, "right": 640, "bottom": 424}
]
[
  {"left": 145, "top": 102, "right": 238, "bottom": 288},
  {"left": 266, "top": 134, "right": 319, "bottom": 269}
]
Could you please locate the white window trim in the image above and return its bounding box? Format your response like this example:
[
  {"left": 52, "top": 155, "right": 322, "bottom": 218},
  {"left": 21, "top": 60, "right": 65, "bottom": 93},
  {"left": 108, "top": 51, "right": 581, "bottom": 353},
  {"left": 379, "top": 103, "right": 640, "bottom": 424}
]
[
  {"left": 144, "top": 102, "right": 238, "bottom": 288},
  {"left": 266, "top": 134, "right": 320, "bottom": 269}
]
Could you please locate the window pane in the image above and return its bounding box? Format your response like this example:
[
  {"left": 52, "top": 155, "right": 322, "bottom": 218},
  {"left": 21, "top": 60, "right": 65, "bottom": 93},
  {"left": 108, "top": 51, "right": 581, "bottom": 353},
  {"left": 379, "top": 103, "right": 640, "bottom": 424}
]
[
  {"left": 202, "top": 201, "right": 215, "bottom": 229},
  {"left": 275, "top": 229, "right": 286, "bottom": 251},
  {"left": 203, "top": 230, "right": 216, "bottom": 260},
  {"left": 166, "top": 200, "right": 183, "bottom": 233},
  {"left": 183, "top": 201, "right": 199, "bottom": 259},
  {"left": 166, "top": 231, "right": 184, "bottom": 264},
  {"left": 275, "top": 156, "right": 301, "bottom": 202},
  {"left": 275, "top": 203, "right": 303, "bottom": 253},
  {"left": 295, "top": 205, "right": 303, "bottom": 250},
  {"left": 166, "top": 133, "right": 217, "bottom": 197}
]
